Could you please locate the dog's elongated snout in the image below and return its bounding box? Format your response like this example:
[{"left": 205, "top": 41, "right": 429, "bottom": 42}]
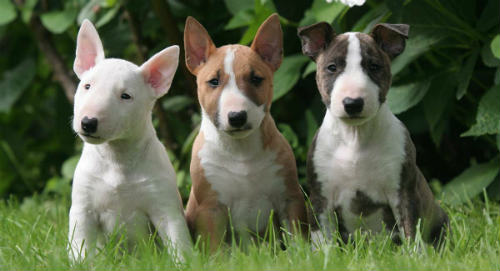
[
  {"left": 342, "top": 97, "right": 364, "bottom": 116},
  {"left": 81, "top": 116, "right": 98, "bottom": 134},
  {"left": 228, "top": 111, "right": 247, "bottom": 128}
]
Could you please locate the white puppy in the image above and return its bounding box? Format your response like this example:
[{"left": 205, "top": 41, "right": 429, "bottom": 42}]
[{"left": 68, "top": 19, "right": 191, "bottom": 261}]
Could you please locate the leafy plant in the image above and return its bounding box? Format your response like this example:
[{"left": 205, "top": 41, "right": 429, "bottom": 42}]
[{"left": 0, "top": 0, "right": 497, "bottom": 206}]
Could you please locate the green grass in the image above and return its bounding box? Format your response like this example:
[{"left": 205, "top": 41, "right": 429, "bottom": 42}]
[{"left": 0, "top": 196, "right": 499, "bottom": 270}]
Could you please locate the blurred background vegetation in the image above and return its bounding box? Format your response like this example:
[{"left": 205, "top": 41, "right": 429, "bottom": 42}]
[{"left": 0, "top": 0, "right": 498, "bottom": 206}]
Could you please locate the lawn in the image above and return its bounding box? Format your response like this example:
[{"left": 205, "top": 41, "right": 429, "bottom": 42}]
[{"left": 0, "top": 196, "right": 498, "bottom": 270}]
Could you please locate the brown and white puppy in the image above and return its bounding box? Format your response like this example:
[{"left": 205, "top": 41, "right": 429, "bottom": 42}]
[
  {"left": 298, "top": 22, "right": 449, "bottom": 246},
  {"left": 184, "top": 14, "right": 308, "bottom": 251}
]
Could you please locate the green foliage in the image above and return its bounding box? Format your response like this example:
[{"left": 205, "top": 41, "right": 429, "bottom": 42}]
[
  {"left": 0, "top": 0, "right": 498, "bottom": 207},
  {"left": 462, "top": 86, "right": 500, "bottom": 137},
  {"left": 0, "top": 0, "right": 17, "bottom": 25},
  {"left": 441, "top": 157, "right": 499, "bottom": 205}
]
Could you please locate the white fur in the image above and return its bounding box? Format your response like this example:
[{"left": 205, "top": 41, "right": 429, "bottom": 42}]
[
  {"left": 217, "top": 47, "right": 266, "bottom": 138},
  {"left": 313, "top": 105, "right": 406, "bottom": 236},
  {"left": 330, "top": 33, "right": 379, "bottom": 125},
  {"left": 198, "top": 110, "right": 286, "bottom": 233},
  {"left": 69, "top": 20, "right": 191, "bottom": 261}
]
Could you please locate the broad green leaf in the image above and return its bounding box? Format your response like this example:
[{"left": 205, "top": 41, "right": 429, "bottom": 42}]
[
  {"left": 305, "top": 110, "right": 318, "bottom": 147},
  {"left": 40, "top": 8, "right": 78, "bottom": 34},
  {"left": 77, "top": 0, "right": 101, "bottom": 24},
  {"left": 61, "top": 155, "right": 81, "bottom": 180},
  {"left": 0, "top": 59, "right": 36, "bottom": 113},
  {"left": 20, "top": 0, "right": 38, "bottom": 23},
  {"left": 391, "top": 34, "right": 443, "bottom": 75},
  {"left": 462, "top": 86, "right": 500, "bottom": 137},
  {"left": 162, "top": 95, "right": 194, "bottom": 112},
  {"left": 95, "top": 4, "right": 120, "bottom": 28},
  {"left": 181, "top": 125, "right": 200, "bottom": 156},
  {"left": 351, "top": 3, "right": 388, "bottom": 32},
  {"left": 299, "top": 0, "right": 346, "bottom": 26},
  {"left": 442, "top": 157, "right": 500, "bottom": 205},
  {"left": 481, "top": 41, "right": 500, "bottom": 68},
  {"left": 302, "top": 61, "right": 316, "bottom": 79},
  {"left": 224, "top": 0, "right": 253, "bottom": 15},
  {"left": 423, "top": 75, "right": 456, "bottom": 145},
  {"left": 0, "top": 0, "right": 17, "bottom": 25},
  {"left": 273, "top": 55, "right": 309, "bottom": 101},
  {"left": 476, "top": 0, "right": 500, "bottom": 32},
  {"left": 238, "top": 0, "right": 275, "bottom": 45},
  {"left": 387, "top": 80, "right": 431, "bottom": 114},
  {"left": 495, "top": 67, "right": 500, "bottom": 85},
  {"left": 491, "top": 35, "right": 500, "bottom": 59},
  {"left": 225, "top": 9, "right": 254, "bottom": 30},
  {"left": 278, "top": 123, "right": 298, "bottom": 148},
  {"left": 456, "top": 50, "right": 478, "bottom": 100}
]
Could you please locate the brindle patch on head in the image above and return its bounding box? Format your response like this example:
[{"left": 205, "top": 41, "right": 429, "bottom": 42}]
[
  {"left": 356, "top": 33, "right": 392, "bottom": 103},
  {"left": 315, "top": 35, "right": 349, "bottom": 107}
]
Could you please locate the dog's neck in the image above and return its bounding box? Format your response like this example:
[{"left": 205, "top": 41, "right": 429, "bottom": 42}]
[
  {"left": 200, "top": 111, "right": 272, "bottom": 156},
  {"left": 85, "top": 117, "right": 156, "bottom": 168},
  {"left": 325, "top": 104, "right": 394, "bottom": 147}
]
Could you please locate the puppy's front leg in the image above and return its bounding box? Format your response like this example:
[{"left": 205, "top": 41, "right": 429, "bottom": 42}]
[
  {"left": 194, "top": 204, "right": 228, "bottom": 253},
  {"left": 68, "top": 206, "right": 98, "bottom": 261},
  {"left": 148, "top": 206, "right": 192, "bottom": 261}
]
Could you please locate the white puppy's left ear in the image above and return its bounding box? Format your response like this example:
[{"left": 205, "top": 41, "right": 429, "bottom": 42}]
[
  {"left": 140, "top": 45, "right": 179, "bottom": 98},
  {"left": 74, "top": 19, "right": 105, "bottom": 79}
]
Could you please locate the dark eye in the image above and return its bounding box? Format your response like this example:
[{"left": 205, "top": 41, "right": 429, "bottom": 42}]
[
  {"left": 250, "top": 74, "right": 263, "bottom": 86},
  {"left": 84, "top": 84, "right": 90, "bottom": 90},
  {"left": 208, "top": 78, "right": 219, "bottom": 88},
  {"left": 121, "top": 93, "right": 132, "bottom": 100},
  {"left": 327, "top": 64, "right": 337, "bottom": 72},
  {"left": 369, "top": 63, "right": 381, "bottom": 72}
]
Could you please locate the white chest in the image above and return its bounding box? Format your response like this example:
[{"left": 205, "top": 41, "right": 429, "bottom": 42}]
[
  {"left": 197, "top": 132, "right": 286, "bottom": 232},
  {"left": 313, "top": 109, "right": 406, "bottom": 232}
]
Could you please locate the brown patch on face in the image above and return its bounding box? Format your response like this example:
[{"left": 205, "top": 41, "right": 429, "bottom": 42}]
[
  {"left": 315, "top": 35, "right": 349, "bottom": 106},
  {"left": 195, "top": 45, "right": 275, "bottom": 127},
  {"left": 195, "top": 47, "right": 228, "bottom": 127},
  {"left": 356, "top": 33, "right": 392, "bottom": 103}
]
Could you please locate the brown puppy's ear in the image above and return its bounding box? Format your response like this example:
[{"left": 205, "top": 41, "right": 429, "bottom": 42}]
[
  {"left": 184, "top": 16, "right": 216, "bottom": 75},
  {"left": 251, "top": 13, "right": 283, "bottom": 72},
  {"left": 297, "top": 22, "right": 335, "bottom": 61},
  {"left": 371, "top": 23, "right": 409, "bottom": 60}
]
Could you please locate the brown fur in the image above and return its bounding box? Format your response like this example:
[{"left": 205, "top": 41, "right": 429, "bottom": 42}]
[{"left": 184, "top": 14, "right": 307, "bottom": 252}]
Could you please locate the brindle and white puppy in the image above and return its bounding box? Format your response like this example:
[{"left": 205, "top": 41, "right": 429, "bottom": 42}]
[
  {"left": 184, "top": 14, "right": 307, "bottom": 252},
  {"left": 298, "top": 22, "right": 449, "bottom": 246}
]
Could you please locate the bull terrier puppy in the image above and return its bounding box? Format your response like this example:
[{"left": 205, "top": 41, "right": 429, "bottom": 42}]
[
  {"left": 69, "top": 20, "right": 191, "bottom": 260},
  {"left": 298, "top": 22, "right": 449, "bottom": 246},
  {"left": 183, "top": 14, "right": 308, "bottom": 252}
]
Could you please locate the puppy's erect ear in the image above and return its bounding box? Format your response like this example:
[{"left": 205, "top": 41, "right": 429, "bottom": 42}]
[
  {"left": 74, "top": 19, "right": 105, "bottom": 79},
  {"left": 251, "top": 13, "right": 283, "bottom": 72},
  {"left": 140, "top": 45, "right": 179, "bottom": 98},
  {"left": 298, "top": 22, "right": 335, "bottom": 61},
  {"left": 184, "top": 16, "right": 216, "bottom": 75},
  {"left": 371, "top": 23, "right": 409, "bottom": 60}
]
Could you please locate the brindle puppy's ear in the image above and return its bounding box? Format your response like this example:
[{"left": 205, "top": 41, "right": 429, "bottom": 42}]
[
  {"left": 251, "top": 13, "right": 283, "bottom": 72},
  {"left": 184, "top": 16, "right": 217, "bottom": 75},
  {"left": 370, "top": 23, "right": 409, "bottom": 60},
  {"left": 297, "top": 22, "right": 335, "bottom": 61}
]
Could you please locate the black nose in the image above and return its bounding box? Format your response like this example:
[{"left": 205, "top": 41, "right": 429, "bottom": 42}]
[
  {"left": 343, "top": 97, "right": 364, "bottom": 115},
  {"left": 81, "top": 117, "right": 98, "bottom": 134},
  {"left": 228, "top": 111, "right": 247, "bottom": 128}
]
